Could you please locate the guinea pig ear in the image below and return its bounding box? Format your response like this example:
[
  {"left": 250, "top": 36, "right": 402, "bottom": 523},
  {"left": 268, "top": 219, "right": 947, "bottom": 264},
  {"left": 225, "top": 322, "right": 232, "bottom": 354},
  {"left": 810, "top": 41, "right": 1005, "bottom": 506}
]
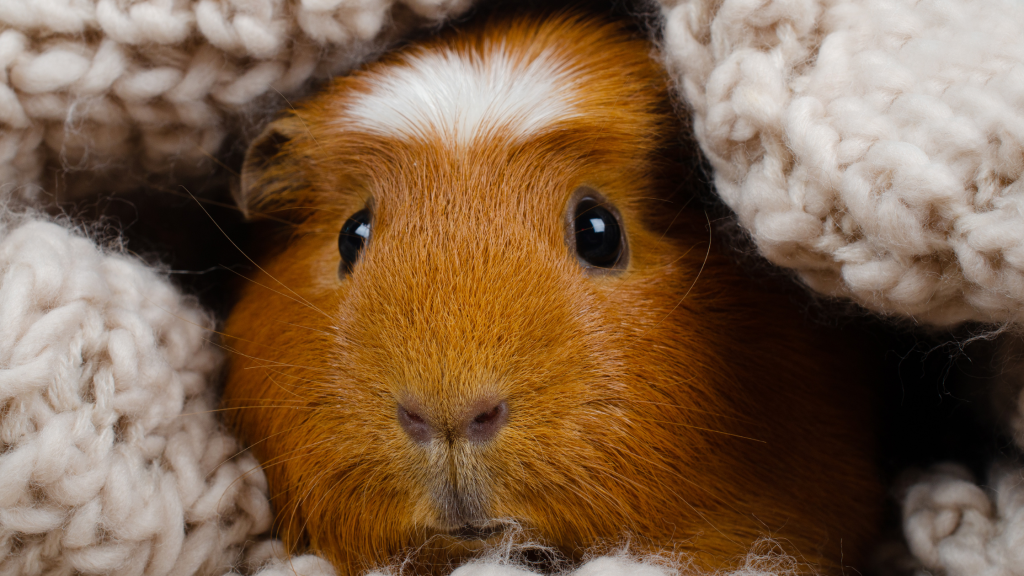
[{"left": 234, "top": 117, "right": 307, "bottom": 221}]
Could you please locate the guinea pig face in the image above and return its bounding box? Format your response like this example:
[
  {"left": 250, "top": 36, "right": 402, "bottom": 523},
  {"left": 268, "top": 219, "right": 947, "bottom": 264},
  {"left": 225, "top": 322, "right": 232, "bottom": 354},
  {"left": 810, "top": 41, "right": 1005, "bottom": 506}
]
[{"left": 223, "top": 12, "right": 880, "bottom": 576}]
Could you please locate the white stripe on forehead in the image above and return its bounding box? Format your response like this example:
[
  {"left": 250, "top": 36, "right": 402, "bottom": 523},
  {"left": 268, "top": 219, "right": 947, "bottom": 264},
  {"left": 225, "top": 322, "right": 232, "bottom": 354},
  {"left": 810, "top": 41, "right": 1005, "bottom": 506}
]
[{"left": 341, "top": 43, "right": 583, "bottom": 144}]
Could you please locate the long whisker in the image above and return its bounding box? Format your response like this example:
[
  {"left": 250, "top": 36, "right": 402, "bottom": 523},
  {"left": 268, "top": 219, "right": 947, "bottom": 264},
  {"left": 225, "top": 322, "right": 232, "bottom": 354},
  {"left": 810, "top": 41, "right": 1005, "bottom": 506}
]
[
  {"left": 271, "top": 318, "right": 337, "bottom": 338},
  {"left": 207, "top": 419, "right": 316, "bottom": 480},
  {"left": 623, "top": 417, "right": 766, "bottom": 444},
  {"left": 600, "top": 397, "right": 759, "bottom": 425},
  {"left": 216, "top": 258, "right": 334, "bottom": 323},
  {"left": 659, "top": 194, "right": 697, "bottom": 240},
  {"left": 288, "top": 457, "right": 343, "bottom": 549},
  {"left": 598, "top": 440, "right": 743, "bottom": 545},
  {"left": 134, "top": 280, "right": 336, "bottom": 364},
  {"left": 183, "top": 186, "right": 335, "bottom": 322},
  {"left": 214, "top": 340, "right": 335, "bottom": 374},
  {"left": 194, "top": 142, "right": 241, "bottom": 178},
  {"left": 264, "top": 369, "right": 307, "bottom": 399},
  {"left": 259, "top": 367, "right": 346, "bottom": 392},
  {"left": 141, "top": 179, "right": 297, "bottom": 225},
  {"left": 622, "top": 210, "right": 713, "bottom": 352},
  {"left": 182, "top": 403, "right": 315, "bottom": 417}
]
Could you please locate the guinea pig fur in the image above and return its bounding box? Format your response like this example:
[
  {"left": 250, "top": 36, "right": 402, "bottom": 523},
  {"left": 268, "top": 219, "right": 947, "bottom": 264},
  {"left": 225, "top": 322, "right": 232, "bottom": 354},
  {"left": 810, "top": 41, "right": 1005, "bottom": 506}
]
[{"left": 222, "top": 11, "right": 882, "bottom": 576}]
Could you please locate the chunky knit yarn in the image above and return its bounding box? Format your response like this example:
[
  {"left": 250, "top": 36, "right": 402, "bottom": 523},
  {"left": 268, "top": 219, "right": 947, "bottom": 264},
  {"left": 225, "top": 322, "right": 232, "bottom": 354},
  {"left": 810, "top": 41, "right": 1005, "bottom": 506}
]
[
  {"left": 660, "top": 0, "right": 1024, "bottom": 326},
  {"left": 902, "top": 463, "right": 1024, "bottom": 576},
  {"left": 0, "top": 216, "right": 271, "bottom": 576},
  {"left": 0, "top": 0, "right": 473, "bottom": 198}
]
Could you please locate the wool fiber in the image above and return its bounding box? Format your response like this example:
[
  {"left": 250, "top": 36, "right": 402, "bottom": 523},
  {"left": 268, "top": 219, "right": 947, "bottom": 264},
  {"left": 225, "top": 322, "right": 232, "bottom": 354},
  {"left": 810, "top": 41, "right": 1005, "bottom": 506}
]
[
  {"left": 902, "top": 463, "right": 1024, "bottom": 576},
  {"left": 0, "top": 214, "right": 272, "bottom": 575},
  {"left": 0, "top": 0, "right": 474, "bottom": 199},
  {"left": 659, "top": 0, "right": 1024, "bottom": 325}
]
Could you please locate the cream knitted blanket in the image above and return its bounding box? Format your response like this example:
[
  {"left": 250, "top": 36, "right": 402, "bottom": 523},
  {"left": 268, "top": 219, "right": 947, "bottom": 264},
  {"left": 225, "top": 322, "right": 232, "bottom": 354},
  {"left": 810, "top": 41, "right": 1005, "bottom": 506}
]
[
  {"left": 3, "top": 0, "right": 1024, "bottom": 575},
  {"left": 661, "top": 0, "right": 1024, "bottom": 326}
]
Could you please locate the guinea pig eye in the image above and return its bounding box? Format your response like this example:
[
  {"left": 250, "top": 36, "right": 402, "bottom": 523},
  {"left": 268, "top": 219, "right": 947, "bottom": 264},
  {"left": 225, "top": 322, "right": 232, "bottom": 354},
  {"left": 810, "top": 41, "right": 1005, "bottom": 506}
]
[
  {"left": 572, "top": 197, "right": 624, "bottom": 269},
  {"left": 338, "top": 208, "right": 371, "bottom": 276}
]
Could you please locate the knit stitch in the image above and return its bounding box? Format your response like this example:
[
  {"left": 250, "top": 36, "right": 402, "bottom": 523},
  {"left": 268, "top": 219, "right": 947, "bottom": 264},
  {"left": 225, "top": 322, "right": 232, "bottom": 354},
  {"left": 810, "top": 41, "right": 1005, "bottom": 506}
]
[
  {"left": 0, "top": 215, "right": 270, "bottom": 576},
  {"left": 0, "top": 0, "right": 474, "bottom": 199},
  {"left": 902, "top": 463, "right": 1024, "bottom": 576},
  {"left": 659, "top": 0, "right": 1024, "bottom": 325}
]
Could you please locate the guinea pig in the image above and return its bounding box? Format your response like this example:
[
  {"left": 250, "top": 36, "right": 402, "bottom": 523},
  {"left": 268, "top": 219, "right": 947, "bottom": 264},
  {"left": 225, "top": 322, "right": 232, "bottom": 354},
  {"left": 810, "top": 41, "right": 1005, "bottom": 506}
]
[{"left": 221, "top": 11, "right": 882, "bottom": 576}]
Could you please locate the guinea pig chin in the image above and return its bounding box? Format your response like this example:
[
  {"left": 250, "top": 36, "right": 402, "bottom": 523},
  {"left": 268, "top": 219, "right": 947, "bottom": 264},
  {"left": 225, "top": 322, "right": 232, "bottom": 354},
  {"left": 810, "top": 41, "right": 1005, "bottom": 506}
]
[{"left": 420, "top": 444, "right": 497, "bottom": 533}]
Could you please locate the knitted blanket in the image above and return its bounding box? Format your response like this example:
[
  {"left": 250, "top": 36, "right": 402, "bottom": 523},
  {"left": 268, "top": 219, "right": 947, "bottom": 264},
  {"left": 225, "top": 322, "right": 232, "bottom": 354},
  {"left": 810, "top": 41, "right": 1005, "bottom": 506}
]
[
  {"left": 661, "top": 0, "right": 1024, "bottom": 326},
  {"left": 3, "top": 0, "right": 1024, "bottom": 575}
]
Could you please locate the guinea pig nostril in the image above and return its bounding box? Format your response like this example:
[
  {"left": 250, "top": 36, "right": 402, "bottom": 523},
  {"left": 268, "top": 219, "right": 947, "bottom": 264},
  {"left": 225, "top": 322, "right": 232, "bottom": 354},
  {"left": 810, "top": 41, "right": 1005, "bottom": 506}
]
[
  {"left": 397, "top": 404, "right": 432, "bottom": 444},
  {"left": 474, "top": 406, "right": 500, "bottom": 424},
  {"left": 464, "top": 400, "right": 508, "bottom": 444}
]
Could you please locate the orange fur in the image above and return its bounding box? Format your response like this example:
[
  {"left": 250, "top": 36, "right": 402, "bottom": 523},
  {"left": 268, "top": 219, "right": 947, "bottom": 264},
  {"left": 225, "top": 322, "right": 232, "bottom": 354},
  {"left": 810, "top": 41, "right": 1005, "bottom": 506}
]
[{"left": 222, "top": 12, "right": 881, "bottom": 576}]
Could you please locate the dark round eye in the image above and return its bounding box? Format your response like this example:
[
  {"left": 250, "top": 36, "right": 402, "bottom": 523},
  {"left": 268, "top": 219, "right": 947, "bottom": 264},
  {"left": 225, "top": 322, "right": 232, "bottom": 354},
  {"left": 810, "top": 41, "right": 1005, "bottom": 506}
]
[
  {"left": 338, "top": 208, "right": 371, "bottom": 276},
  {"left": 573, "top": 198, "right": 623, "bottom": 268}
]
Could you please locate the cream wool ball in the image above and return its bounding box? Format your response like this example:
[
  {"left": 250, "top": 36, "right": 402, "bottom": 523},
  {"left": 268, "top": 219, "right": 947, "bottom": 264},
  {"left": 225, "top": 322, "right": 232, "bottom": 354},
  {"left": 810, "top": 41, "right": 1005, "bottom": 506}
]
[
  {"left": 0, "top": 216, "right": 271, "bottom": 576},
  {"left": 902, "top": 463, "right": 1024, "bottom": 576},
  {"left": 659, "top": 0, "right": 1024, "bottom": 325}
]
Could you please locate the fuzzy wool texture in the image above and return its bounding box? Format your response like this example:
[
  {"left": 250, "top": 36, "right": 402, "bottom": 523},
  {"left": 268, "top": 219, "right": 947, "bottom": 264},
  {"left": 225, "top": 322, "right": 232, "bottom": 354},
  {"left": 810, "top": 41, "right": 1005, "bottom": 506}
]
[
  {"left": 250, "top": 540, "right": 805, "bottom": 576},
  {"left": 0, "top": 0, "right": 473, "bottom": 199},
  {"left": 901, "top": 463, "right": 1024, "bottom": 576},
  {"left": 659, "top": 0, "right": 1024, "bottom": 326},
  {"left": 0, "top": 215, "right": 271, "bottom": 576}
]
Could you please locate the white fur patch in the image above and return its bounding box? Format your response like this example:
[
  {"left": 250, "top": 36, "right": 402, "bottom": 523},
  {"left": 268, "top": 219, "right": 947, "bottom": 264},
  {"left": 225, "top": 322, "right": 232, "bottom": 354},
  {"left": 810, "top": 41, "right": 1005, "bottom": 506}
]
[{"left": 342, "top": 44, "right": 582, "bottom": 144}]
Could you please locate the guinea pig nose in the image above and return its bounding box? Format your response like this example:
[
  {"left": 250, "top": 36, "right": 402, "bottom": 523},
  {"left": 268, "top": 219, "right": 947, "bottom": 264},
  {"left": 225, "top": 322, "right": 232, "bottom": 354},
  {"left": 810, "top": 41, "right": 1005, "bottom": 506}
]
[
  {"left": 463, "top": 399, "right": 508, "bottom": 444},
  {"left": 397, "top": 404, "right": 433, "bottom": 444}
]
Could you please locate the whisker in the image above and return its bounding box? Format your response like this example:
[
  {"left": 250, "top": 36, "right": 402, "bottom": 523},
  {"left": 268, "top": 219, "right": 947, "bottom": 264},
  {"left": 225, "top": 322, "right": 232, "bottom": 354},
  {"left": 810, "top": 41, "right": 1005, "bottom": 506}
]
[
  {"left": 142, "top": 180, "right": 297, "bottom": 225},
  {"left": 181, "top": 403, "right": 315, "bottom": 417},
  {"left": 182, "top": 186, "right": 335, "bottom": 322},
  {"left": 600, "top": 397, "right": 760, "bottom": 425},
  {"left": 289, "top": 457, "right": 343, "bottom": 547},
  {"left": 194, "top": 141, "right": 241, "bottom": 178},
  {"left": 264, "top": 370, "right": 307, "bottom": 399},
  {"left": 659, "top": 195, "right": 697, "bottom": 240},
  {"left": 271, "top": 86, "right": 327, "bottom": 158},
  {"left": 272, "top": 317, "right": 337, "bottom": 337},
  {"left": 213, "top": 339, "right": 335, "bottom": 374},
  {"left": 259, "top": 367, "right": 346, "bottom": 392},
  {"left": 134, "top": 287, "right": 334, "bottom": 364},
  {"left": 622, "top": 210, "right": 713, "bottom": 353},
  {"left": 207, "top": 419, "right": 315, "bottom": 480},
  {"left": 624, "top": 417, "right": 766, "bottom": 444},
  {"left": 217, "top": 261, "right": 334, "bottom": 323},
  {"left": 597, "top": 445, "right": 740, "bottom": 546}
]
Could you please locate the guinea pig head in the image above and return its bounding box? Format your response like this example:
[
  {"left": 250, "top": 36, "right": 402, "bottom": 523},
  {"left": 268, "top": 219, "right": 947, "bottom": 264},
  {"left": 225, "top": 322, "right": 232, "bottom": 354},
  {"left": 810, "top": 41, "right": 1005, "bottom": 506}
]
[{"left": 222, "top": 13, "right": 880, "bottom": 576}]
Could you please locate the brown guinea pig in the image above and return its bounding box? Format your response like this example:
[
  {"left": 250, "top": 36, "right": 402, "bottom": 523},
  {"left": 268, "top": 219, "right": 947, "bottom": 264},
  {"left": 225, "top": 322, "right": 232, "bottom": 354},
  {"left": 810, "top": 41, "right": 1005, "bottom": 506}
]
[{"left": 221, "top": 11, "right": 881, "bottom": 576}]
